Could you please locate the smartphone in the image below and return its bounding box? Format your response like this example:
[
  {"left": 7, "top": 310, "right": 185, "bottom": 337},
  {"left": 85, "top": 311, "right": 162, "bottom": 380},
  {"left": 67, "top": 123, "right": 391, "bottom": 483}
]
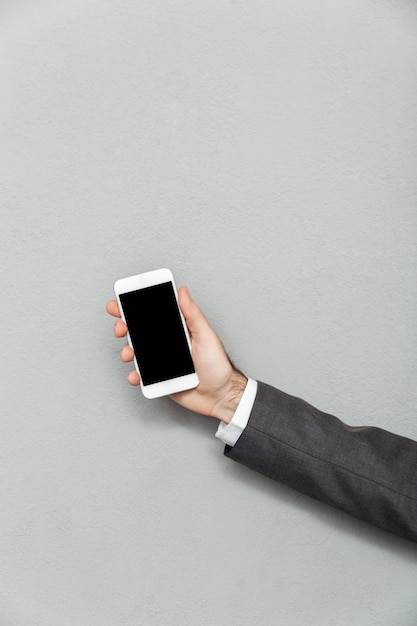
[{"left": 114, "top": 268, "right": 199, "bottom": 398}]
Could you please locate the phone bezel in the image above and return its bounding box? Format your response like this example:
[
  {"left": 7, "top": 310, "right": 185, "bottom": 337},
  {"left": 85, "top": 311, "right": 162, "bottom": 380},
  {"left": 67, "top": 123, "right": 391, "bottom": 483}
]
[{"left": 114, "top": 268, "right": 199, "bottom": 398}]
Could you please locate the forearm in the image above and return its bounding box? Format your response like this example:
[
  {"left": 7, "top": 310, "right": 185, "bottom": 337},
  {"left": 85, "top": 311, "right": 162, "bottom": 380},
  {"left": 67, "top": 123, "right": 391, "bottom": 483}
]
[{"left": 225, "top": 381, "right": 417, "bottom": 542}]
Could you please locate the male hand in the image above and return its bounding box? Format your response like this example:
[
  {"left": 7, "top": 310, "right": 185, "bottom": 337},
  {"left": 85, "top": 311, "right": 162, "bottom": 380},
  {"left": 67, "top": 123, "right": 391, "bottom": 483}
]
[{"left": 106, "top": 286, "right": 247, "bottom": 423}]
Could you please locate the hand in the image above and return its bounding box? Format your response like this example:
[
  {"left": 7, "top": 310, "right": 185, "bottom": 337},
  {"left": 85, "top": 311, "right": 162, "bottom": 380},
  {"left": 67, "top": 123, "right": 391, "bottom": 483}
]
[{"left": 106, "top": 286, "right": 247, "bottom": 423}]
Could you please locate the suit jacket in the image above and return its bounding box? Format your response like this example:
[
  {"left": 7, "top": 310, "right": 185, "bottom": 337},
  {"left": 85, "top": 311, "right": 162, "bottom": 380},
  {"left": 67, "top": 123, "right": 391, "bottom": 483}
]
[{"left": 224, "top": 381, "right": 417, "bottom": 542}]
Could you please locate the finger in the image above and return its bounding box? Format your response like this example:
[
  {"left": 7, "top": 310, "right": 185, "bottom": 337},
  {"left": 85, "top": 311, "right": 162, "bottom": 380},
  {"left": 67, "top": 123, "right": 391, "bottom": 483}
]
[
  {"left": 178, "top": 286, "right": 212, "bottom": 337},
  {"left": 106, "top": 300, "right": 121, "bottom": 318},
  {"left": 114, "top": 319, "right": 128, "bottom": 337},
  {"left": 120, "top": 344, "right": 134, "bottom": 362},
  {"left": 127, "top": 370, "right": 140, "bottom": 386}
]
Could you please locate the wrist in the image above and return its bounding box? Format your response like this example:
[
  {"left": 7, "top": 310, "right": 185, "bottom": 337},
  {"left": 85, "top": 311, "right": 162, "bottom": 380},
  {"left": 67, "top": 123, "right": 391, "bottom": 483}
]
[{"left": 211, "top": 369, "right": 248, "bottom": 424}]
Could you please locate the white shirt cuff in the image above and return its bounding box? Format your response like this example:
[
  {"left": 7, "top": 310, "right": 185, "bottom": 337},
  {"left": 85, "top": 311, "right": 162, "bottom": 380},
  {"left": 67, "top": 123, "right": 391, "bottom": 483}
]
[{"left": 215, "top": 378, "right": 258, "bottom": 447}]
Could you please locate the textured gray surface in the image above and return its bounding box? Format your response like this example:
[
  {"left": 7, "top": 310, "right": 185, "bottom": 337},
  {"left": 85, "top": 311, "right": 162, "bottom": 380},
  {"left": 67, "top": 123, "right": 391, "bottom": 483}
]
[{"left": 1, "top": 1, "right": 417, "bottom": 625}]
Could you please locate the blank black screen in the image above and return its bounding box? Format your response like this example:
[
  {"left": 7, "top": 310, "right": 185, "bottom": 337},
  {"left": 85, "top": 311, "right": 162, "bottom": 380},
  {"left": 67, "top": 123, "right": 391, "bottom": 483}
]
[{"left": 119, "top": 282, "right": 195, "bottom": 386}]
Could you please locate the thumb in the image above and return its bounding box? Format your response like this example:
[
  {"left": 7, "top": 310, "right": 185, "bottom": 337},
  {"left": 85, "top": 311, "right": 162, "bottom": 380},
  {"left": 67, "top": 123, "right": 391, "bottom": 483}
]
[{"left": 178, "top": 286, "right": 212, "bottom": 338}]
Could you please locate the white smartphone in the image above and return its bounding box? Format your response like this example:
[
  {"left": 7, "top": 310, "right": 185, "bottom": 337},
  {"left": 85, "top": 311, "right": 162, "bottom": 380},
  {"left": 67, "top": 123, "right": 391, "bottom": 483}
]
[{"left": 114, "top": 268, "right": 199, "bottom": 398}]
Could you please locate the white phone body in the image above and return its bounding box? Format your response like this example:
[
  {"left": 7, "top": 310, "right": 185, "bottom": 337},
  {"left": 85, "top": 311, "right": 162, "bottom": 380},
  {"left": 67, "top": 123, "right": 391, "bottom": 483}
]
[{"left": 114, "top": 268, "right": 199, "bottom": 398}]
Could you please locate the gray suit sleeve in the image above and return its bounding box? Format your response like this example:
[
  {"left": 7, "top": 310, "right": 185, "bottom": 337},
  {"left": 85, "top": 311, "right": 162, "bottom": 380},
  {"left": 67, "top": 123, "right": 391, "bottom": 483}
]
[{"left": 224, "top": 381, "right": 417, "bottom": 542}]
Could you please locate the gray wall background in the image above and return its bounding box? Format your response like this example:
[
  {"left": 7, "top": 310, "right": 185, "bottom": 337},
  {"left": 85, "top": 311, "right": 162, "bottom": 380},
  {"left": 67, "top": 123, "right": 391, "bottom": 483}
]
[{"left": 1, "top": 1, "right": 417, "bottom": 624}]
